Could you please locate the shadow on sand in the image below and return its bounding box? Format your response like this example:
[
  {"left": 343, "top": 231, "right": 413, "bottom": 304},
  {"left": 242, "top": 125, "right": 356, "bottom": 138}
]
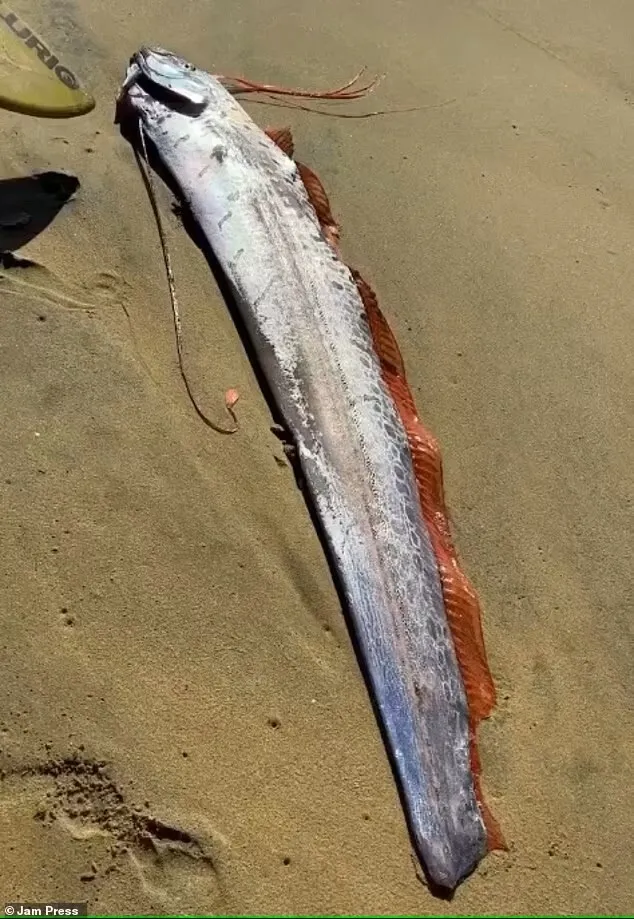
[{"left": 0, "top": 170, "right": 79, "bottom": 252}]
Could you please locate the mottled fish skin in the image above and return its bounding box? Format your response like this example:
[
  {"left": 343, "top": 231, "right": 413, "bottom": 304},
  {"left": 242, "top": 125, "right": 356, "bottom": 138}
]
[{"left": 121, "top": 55, "right": 487, "bottom": 888}]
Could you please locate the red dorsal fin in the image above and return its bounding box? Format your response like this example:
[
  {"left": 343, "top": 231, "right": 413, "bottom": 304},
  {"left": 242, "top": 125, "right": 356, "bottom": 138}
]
[
  {"left": 265, "top": 126, "right": 295, "bottom": 158},
  {"left": 350, "top": 266, "right": 504, "bottom": 851},
  {"left": 290, "top": 151, "right": 504, "bottom": 852},
  {"left": 296, "top": 161, "right": 341, "bottom": 249},
  {"left": 265, "top": 130, "right": 340, "bottom": 249},
  {"left": 351, "top": 269, "right": 407, "bottom": 379}
]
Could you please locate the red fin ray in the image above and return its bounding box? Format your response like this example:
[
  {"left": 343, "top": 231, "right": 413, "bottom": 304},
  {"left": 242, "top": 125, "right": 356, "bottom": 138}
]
[
  {"left": 265, "top": 126, "right": 295, "bottom": 158},
  {"left": 296, "top": 162, "right": 340, "bottom": 249}
]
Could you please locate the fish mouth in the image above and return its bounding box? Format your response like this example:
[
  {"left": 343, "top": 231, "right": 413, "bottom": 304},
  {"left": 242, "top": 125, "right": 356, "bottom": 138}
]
[
  {"left": 117, "top": 59, "right": 142, "bottom": 102},
  {"left": 117, "top": 46, "right": 209, "bottom": 113}
]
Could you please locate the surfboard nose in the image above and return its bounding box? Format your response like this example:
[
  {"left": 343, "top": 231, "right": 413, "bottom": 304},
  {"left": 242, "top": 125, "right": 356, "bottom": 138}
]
[{"left": 0, "top": 10, "right": 94, "bottom": 118}]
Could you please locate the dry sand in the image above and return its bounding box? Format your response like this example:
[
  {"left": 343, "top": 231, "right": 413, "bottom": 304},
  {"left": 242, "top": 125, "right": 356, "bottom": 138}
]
[{"left": 1, "top": 0, "right": 633, "bottom": 914}]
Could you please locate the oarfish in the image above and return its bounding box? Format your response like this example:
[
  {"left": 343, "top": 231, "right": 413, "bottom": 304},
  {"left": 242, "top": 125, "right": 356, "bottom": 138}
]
[{"left": 117, "top": 47, "right": 500, "bottom": 889}]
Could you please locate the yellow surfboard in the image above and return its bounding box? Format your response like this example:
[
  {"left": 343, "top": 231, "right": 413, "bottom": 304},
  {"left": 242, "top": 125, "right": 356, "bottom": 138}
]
[{"left": 0, "top": 5, "right": 94, "bottom": 117}]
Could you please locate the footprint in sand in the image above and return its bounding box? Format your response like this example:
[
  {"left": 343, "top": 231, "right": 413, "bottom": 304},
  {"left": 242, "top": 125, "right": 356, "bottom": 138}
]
[
  {"left": 0, "top": 255, "right": 136, "bottom": 320},
  {"left": 89, "top": 269, "right": 132, "bottom": 304},
  {"left": 0, "top": 253, "right": 97, "bottom": 313},
  {"left": 0, "top": 753, "right": 228, "bottom": 912}
]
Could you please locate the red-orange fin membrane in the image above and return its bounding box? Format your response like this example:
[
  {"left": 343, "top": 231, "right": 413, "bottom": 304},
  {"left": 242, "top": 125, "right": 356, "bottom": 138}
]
[
  {"left": 351, "top": 267, "right": 504, "bottom": 849},
  {"left": 350, "top": 269, "right": 407, "bottom": 379},
  {"left": 265, "top": 126, "right": 295, "bottom": 158},
  {"left": 352, "top": 270, "right": 496, "bottom": 712},
  {"left": 265, "top": 132, "right": 340, "bottom": 249},
  {"left": 296, "top": 161, "right": 341, "bottom": 248},
  {"left": 470, "top": 731, "right": 507, "bottom": 852}
]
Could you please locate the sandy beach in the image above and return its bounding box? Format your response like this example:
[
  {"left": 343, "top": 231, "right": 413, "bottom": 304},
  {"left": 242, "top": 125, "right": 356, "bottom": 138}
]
[{"left": 1, "top": 0, "right": 633, "bottom": 914}]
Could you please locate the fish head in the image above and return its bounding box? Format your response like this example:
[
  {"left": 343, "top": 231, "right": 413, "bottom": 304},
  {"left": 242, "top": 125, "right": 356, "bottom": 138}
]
[{"left": 117, "top": 46, "right": 210, "bottom": 123}]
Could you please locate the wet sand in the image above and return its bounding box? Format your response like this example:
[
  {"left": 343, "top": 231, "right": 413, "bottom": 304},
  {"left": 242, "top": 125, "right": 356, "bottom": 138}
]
[{"left": 1, "top": 0, "right": 633, "bottom": 914}]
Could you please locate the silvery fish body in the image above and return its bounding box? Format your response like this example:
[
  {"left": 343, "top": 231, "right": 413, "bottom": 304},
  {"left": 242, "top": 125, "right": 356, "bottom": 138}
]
[{"left": 120, "top": 48, "right": 487, "bottom": 888}]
